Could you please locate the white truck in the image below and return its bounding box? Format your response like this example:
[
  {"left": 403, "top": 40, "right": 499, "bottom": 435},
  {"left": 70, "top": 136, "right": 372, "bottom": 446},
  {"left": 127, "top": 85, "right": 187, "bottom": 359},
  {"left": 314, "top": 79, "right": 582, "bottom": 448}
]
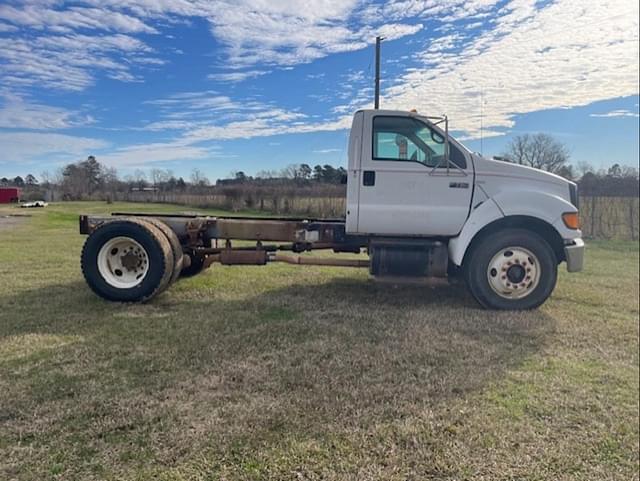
[{"left": 79, "top": 109, "right": 584, "bottom": 310}]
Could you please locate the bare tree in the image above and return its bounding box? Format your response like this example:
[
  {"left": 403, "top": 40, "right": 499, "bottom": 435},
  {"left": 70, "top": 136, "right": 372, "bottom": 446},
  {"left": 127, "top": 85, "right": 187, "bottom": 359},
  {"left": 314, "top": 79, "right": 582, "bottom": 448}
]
[
  {"left": 280, "top": 164, "right": 300, "bottom": 179},
  {"left": 190, "top": 168, "right": 209, "bottom": 186},
  {"left": 102, "top": 166, "right": 119, "bottom": 190},
  {"left": 40, "top": 170, "right": 51, "bottom": 187},
  {"left": 150, "top": 168, "right": 170, "bottom": 188},
  {"left": 255, "top": 169, "right": 278, "bottom": 179},
  {"left": 504, "top": 133, "right": 570, "bottom": 174},
  {"left": 132, "top": 169, "right": 147, "bottom": 189},
  {"left": 556, "top": 164, "right": 575, "bottom": 181},
  {"left": 53, "top": 168, "right": 65, "bottom": 186},
  {"left": 576, "top": 161, "right": 594, "bottom": 177}
]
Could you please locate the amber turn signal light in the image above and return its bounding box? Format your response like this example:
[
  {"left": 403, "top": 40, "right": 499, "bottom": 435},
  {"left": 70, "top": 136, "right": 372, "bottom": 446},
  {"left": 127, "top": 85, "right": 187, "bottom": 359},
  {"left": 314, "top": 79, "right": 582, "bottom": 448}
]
[{"left": 562, "top": 212, "right": 580, "bottom": 229}]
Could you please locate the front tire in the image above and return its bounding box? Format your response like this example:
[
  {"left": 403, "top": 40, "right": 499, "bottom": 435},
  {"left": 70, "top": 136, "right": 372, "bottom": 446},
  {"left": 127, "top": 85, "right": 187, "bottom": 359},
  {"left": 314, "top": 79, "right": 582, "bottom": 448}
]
[
  {"left": 81, "top": 218, "right": 174, "bottom": 302},
  {"left": 464, "top": 228, "right": 557, "bottom": 310}
]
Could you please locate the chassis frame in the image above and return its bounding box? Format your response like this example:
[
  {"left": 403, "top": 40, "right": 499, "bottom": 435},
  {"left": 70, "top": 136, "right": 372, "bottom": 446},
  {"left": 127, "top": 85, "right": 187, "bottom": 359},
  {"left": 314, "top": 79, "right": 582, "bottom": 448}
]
[{"left": 80, "top": 212, "right": 371, "bottom": 269}]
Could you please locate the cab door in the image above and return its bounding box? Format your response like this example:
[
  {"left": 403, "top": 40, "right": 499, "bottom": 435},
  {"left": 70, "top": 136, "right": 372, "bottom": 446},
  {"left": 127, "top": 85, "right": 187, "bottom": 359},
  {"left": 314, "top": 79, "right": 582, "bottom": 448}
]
[{"left": 356, "top": 112, "right": 473, "bottom": 236}]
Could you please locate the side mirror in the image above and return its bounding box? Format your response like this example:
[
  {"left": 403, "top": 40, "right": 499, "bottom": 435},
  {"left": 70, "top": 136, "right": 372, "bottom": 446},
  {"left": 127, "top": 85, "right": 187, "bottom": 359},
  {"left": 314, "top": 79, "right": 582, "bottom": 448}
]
[
  {"left": 431, "top": 130, "right": 445, "bottom": 144},
  {"left": 340, "top": 174, "right": 348, "bottom": 185}
]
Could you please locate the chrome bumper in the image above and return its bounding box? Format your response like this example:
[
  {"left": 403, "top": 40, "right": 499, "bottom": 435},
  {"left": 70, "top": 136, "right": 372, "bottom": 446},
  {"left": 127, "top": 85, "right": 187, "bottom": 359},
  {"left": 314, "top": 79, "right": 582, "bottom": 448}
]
[{"left": 564, "top": 238, "right": 585, "bottom": 272}]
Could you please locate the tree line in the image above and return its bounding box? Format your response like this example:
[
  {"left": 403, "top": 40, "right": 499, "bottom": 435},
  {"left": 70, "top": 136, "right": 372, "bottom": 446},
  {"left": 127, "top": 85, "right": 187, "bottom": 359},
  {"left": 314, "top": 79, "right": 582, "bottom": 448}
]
[
  {"left": 1, "top": 158, "right": 349, "bottom": 201},
  {"left": 220, "top": 164, "right": 347, "bottom": 186}
]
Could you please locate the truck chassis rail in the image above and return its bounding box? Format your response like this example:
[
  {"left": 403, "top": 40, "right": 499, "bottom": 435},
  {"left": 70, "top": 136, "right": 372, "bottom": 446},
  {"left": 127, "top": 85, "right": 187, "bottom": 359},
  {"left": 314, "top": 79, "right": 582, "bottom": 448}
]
[{"left": 79, "top": 213, "right": 375, "bottom": 302}]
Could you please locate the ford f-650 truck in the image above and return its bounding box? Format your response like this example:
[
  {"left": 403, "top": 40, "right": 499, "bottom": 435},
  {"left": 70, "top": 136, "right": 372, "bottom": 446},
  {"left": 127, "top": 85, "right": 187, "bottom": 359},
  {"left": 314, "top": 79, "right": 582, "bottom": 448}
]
[{"left": 79, "top": 109, "right": 584, "bottom": 310}]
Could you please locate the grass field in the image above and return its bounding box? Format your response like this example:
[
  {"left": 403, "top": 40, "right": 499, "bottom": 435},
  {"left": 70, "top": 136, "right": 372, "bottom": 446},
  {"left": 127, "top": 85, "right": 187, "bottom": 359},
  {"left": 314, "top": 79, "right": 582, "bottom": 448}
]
[{"left": 0, "top": 202, "right": 638, "bottom": 481}]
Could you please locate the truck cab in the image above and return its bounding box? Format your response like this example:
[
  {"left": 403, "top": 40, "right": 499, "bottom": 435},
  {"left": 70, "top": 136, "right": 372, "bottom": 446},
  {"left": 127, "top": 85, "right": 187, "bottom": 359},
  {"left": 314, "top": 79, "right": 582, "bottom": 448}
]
[
  {"left": 346, "top": 109, "right": 473, "bottom": 236},
  {"left": 346, "top": 109, "right": 584, "bottom": 309}
]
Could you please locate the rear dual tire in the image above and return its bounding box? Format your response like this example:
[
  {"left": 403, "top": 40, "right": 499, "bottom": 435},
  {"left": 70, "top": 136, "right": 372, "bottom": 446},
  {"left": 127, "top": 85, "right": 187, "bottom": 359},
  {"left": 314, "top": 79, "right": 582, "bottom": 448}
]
[
  {"left": 143, "top": 217, "right": 185, "bottom": 285},
  {"left": 81, "top": 218, "right": 176, "bottom": 302}
]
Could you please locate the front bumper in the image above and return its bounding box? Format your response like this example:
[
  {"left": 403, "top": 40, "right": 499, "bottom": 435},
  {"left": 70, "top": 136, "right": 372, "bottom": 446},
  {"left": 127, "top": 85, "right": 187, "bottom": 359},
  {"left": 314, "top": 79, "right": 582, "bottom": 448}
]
[{"left": 564, "top": 238, "right": 585, "bottom": 272}]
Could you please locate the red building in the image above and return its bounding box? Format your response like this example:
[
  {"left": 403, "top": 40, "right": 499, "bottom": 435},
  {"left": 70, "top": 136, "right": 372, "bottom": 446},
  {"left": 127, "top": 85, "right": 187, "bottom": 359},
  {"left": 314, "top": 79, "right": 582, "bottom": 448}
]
[{"left": 0, "top": 187, "right": 20, "bottom": 203}]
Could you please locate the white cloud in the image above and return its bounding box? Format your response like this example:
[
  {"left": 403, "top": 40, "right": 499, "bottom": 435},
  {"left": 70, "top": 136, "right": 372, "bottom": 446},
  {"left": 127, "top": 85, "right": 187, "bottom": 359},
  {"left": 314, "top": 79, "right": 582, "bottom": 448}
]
[
  {"left": 313, "top": 148, "right": 341, "bottom": 153},
  {"left": 0, "top": 92, "right": 94, "bottom": 129},
  {"left": 0, "top": 4, "right": 157, "bottom": 33},
  {"left": 590, "top": 109, "right": 639, "bottom": 118},
  {"left": 0, "top": 32, "right": 157, "bottom": 90},
  {"left": 0, "top": 132, "right": 107, "bottom": 163},
  {"left": 382, "top": 0, "right": 639, "bottom": 138},
  {"left": 141, "top": 91, "right": 252, "bottom": 127},
  {"left": 207, "top": 70, "right": 270, "bottom": 82},
  {"left": 0, "top": 21, "right": 18, "bottom": 32},
  {"left": 97, "top": 142, "right": 212, "bottom": 168},
  {"left": 179, "top": 115, "right": 351, "bottom": 142},
  {"left": 424, "top": 33, "right": 466, "bottom": 53},
  {"left": 0, "top": 1, "right": 425, "bottom": 90},
  {"left": 361, "top": 0, "right": 500, "bottom": 23},
  {"left": 344, "top": 70, "right": 365, "bottom": 83},
  {"left": 139, "top": 89, "right": 351, "bottom": 142}
]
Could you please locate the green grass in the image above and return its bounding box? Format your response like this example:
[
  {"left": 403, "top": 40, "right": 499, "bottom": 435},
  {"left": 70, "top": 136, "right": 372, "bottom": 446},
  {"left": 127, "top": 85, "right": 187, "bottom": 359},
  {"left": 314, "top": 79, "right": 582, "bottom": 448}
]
[{"left": 0, "top": 201, "right": 638, "bottom": 480}]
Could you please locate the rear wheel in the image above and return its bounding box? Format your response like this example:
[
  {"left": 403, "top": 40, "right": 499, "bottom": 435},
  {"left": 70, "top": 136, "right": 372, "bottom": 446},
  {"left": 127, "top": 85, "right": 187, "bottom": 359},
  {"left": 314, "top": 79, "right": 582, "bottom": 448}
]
[
  {"left": 143, "top": 218, "right": 185, "bottom": 285},
  {"left": 464, "top": 228, "right": 557, "bottom": 310},
  {"left": 81, "top": 218, "right": 174, "bottom": 302}
]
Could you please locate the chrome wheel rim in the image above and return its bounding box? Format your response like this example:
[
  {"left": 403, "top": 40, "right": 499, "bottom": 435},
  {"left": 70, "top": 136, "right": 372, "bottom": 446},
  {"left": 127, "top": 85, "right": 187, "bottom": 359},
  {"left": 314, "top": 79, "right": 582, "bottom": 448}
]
[
  {"left": 97, "top": 236, "right": 149, "bottom": 288},
  {"left": 487, "top": 246, "right": 541, "bottom": 300}
]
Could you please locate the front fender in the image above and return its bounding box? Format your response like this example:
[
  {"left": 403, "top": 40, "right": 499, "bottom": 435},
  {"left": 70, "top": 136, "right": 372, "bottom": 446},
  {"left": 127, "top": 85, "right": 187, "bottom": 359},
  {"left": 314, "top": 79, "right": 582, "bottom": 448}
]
[
  {"left": 449, "top": 198, "right": 503, "bottom": 266},
  {"left": 494, "top": 190, "right": 581, "bottom": 240},
  {"left": 448, "top": 190, "right": 580, "bottom": 266}
]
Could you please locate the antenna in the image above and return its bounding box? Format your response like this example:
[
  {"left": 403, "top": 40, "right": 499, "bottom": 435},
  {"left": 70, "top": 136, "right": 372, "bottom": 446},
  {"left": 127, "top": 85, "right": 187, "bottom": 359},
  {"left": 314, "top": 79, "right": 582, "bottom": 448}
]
[
  {"left": 480, "top": 88, "right": 484, "bottom": 155},
  {"left": 374, "top": 36, "right": 383, "bottom": 109}
]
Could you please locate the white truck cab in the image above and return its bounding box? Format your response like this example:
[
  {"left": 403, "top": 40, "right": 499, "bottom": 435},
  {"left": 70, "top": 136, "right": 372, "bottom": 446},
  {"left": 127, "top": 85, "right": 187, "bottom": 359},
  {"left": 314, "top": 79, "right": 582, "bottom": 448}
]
[{"left": 346, "top": 109, "right": 584, "bottom": 309}]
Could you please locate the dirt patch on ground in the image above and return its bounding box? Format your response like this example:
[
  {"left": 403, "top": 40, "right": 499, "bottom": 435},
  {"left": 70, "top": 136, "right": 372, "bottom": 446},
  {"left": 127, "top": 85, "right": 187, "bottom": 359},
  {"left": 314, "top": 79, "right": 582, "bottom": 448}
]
[{"left": 0, "top": 214, "right": 30, "bottom": 231}]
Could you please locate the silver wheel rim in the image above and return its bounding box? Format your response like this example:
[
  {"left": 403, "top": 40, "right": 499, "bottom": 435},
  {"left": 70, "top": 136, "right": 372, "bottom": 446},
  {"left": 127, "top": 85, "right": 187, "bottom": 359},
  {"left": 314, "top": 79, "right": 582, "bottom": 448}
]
[
  {"left": 487, "top": 246, "right": 541, "bottom": 300},
  {"left": 97, "top": 236, "right": 149, "bottom": 289}
]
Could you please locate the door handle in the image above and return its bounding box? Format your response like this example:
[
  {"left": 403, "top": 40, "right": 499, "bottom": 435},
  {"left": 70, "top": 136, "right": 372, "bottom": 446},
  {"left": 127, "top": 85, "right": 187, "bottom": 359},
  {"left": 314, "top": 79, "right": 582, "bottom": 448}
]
[{"left": 363, "top": 170, "right": 376, "bottom": 186}]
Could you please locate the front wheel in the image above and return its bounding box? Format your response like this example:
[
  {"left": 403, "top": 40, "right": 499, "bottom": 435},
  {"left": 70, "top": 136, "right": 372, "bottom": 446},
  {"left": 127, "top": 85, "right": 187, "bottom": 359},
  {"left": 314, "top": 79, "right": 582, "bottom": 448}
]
[{"left": 464, "top": 229, "right": 557, "bottom": 310}]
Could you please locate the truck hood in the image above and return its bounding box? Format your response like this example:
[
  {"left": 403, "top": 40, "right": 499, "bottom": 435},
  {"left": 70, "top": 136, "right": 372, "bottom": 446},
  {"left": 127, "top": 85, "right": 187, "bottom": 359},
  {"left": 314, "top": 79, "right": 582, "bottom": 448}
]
[{"left": 472, "top": 154, "right": 573, "bottom": 203}]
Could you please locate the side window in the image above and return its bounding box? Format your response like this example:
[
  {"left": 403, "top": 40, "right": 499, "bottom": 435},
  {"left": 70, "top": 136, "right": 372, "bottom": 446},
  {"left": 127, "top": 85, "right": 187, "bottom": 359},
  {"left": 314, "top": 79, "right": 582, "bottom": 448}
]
[
  {"left": 374, "top": 131, "right": 427, "bottom": 163},
  {"left": 372, "top": 116, "right": 466, "bottom": 169}
]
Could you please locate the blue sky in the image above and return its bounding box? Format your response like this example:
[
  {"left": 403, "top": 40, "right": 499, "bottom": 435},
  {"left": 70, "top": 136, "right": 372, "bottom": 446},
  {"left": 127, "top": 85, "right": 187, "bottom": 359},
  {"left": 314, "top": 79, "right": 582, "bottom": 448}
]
[{"left": 0, "top": 0, "right": 638, "bottom": 182}]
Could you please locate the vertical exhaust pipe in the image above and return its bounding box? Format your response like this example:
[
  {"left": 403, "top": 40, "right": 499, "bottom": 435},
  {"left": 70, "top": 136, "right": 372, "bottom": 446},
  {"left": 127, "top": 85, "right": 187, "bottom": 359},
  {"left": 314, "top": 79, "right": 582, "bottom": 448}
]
[{"left": 374, "top": 36, "right": 383, "bottom": 109}]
